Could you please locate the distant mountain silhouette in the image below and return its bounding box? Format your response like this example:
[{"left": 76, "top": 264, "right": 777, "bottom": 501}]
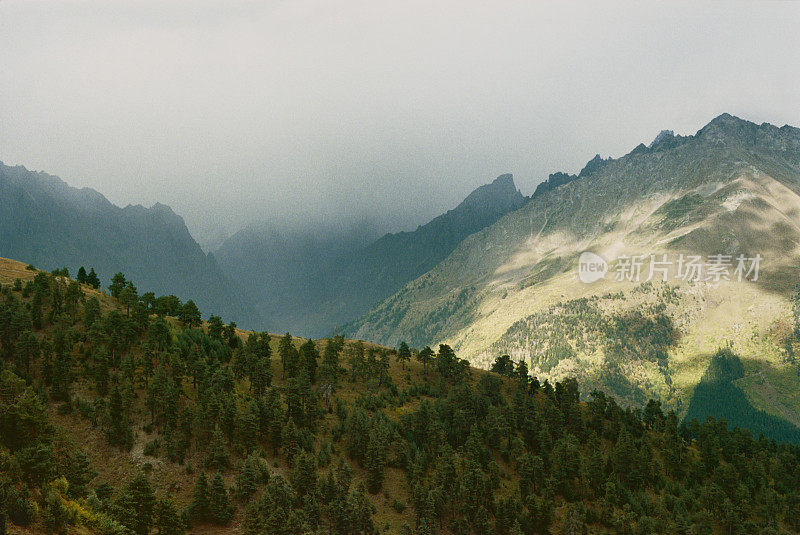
[{"left": 0, "top": 161, "right": 256, "bottom": 325}]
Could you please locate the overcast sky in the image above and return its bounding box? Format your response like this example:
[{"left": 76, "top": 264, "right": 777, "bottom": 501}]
[{"left": 2, "top": 1, "right": 799, "bottom": 248}]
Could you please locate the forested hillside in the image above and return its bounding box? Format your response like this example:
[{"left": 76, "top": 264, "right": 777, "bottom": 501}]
[{"left": 2, "top": 257, "right": 800, "bottom": 535}]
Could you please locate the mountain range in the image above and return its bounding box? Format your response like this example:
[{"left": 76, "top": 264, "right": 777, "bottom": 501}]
[
  {"left": 345, "top": 113, "right": 800, "bottom": 425},
  {"left": 4, "top": 113, "right": 800, "bottom": 433},
  {"left": 0, "top": 158, "right": 531, "bottom": 337}
]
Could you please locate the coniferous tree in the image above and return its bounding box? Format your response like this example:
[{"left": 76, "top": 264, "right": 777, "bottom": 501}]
[
  {"left": 348, "top": 340, "right": 367, "bottom": 382},
  {"left": 238, "top": 402, "right": 260, "bottom": 453},
  {"left": 490, "top": 354, "right": 515, "bottom": 376},
  {"left": 290, "top": 451, "right": 317, "bottom": 497},
  {"left": 86, "top": 268, "right": 101, "bottom": 289},
  {"left": 365, "top": 422, "right": 389, "bottom": 494},
  {"left": 320, "top": 336, "right": 342, "bottom": 402},
  {"left": 106, "top": 384, "right": 134, "bottom": 449},
  {"left": 113, "top": 473, "right": 156, "bottom": 535},
  {"left": 64, "top": 451, "right": 96, "bottom": 499},
  {"left": 14, "top": 330, "right": 39, "bottom": 378},
  {"left": 298, "top": 339, "right": 319, "bottom": 383},
  {"left": 108, "top": 272, "right": 127, "bottom": 298},
  {"left": 349, "top": 483, "right": 376, "bottom": 534},
  {"left": 154, "top": 497, "right": 185, "bottom": 535},
  {"left": 207, "top": 315, "right": 224, "bottom": 341},
  {"left": 278, "top": 333, "right": 295, "bottom": 379},
  {"left": 263, "top": 388, "right": 284, "bottom": 453},
  {"left": 223, "top": 322, "right": 238, "bottom": 348},
  {"left": 236, "top": 453, "right": 268, "bottom": 501},
  {"left": 119, "top": 283, "right": 138, "bottom": 316},
  {"left": 84, "top": 297, "right": 101, "bottom": 329},
  {"left": 179, "top": 300, "right": 202, "bottom": 327},
  {"left": 64, "top": 281, "right": 83, "bottom": 321},
  {"left": 417, "top": 346, "right": 434, "bottom": 378},
  {"left": 397, "top": 341, "right": 411, "bottom": 369},
  {"left": 76, "top": 266, "right": 88, "bottom": 284},
  {"left": 376, "top": 351, "right": 391, "bottom": 387},
  {"left": 209, "top": 472, "right": 234, "bottom": 525},
  {"left": 205, "top": 426, "right": 230, "bottom": 469},
  {"left": 187, "top": 473, "right": 211, "bottom": 525},
  {"left": 50, "top": 338, "right": 72, "bottom": 402},
  {"left": 251, "top": 355, "right": 272, "bottom": 397}
]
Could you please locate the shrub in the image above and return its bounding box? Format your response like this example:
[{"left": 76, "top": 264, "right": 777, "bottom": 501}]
[{"left": 144, "top": 439, "right": 160, "bottom": 457}]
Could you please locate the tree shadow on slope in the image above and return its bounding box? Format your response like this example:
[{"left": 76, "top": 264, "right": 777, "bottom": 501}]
[{"left": 684, "top": 347, "right": 800, "bottom": 444}]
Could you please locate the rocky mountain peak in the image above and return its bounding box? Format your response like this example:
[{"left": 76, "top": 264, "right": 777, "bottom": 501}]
[
  {"left": 578, "top": 154, "right": 610, "bottom": 177},
  {"left": 460, "top": 173, "right": 525, "bottom": 210},
  {"left": 491, "top": 173, "right": 515, "bottom": 188}
]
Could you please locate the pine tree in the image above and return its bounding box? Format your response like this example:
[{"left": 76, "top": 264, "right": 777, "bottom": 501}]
[
  {"left": 237, "top": 403, "right": 259, "bottom": 453},
  {"left": 349, "top": 483, "right": 376, "bottom": 535},
  {"left": 64, "top": 451, "right": 96, "bottom": 499},
  {"left": 209, "top": 472, "right": 234, "bottom": 525},
  {"left": 154, "top": 497, "right": 185, "bottom": 535},
  {"left": 436, "top": 344, "right": 458, "bottom": 380},
  {"left": 179, "top": 300, "right": 202, "bottom": 327},
  {"left": 290, "top": 451, "right": 317, "bottom": 497},
  {"left": 365, "top": 423, "right": 389, "bottom": 494},
  {"left": 263, "top": 389, "right": 284, "bottom": 453},
  {"left": 396, "top": 341, "right": 411, "bottom": 369},
  {"left": 119, "top": 283, "right": 138, "bottom": 316},
  {"left": 279, "top": 333, "right": 295, "bottom": 379},
  {"left": 417, "top": 346, "right": 434, "bottom": 378},
  {"left": 490, "top": 354, "right": 515, "bottom": 376},
  {"left": 251, "top": 354, "right": 272, "bottom": 397},
  {"left": 106, "top": 384, "right": 134, "bottom": 449},
  {"left": 50, "top": 340, "right": 72, "bottom": 402},
  {"left": 86, "top": 268, "right": 101, "bottom": 289},
  {"left": 14, "top": 330, "right": 39, "bottom": 378},
  {"left": 348, "top": 340, "right": 366, "bottom": 381},
  {"left": 84, "top": 297, "right": 101, "bottom": 328},
  {"left": 321, "top": 336, "right": 342, "bottom": 391},
  {"left": 205, "top": 426, "right": 230, "bottom": 469},
  {"left": 76, "top": 266, "right": 87, "bottom": 284},
  {"left": 207, "top": 315, "right": 224, "bottom": 340},
  {"left": 298, "top": 339, "right": 319, "bottom": 383},
  {"left": 241, "top": 500, "right": 263, "bottom": 535},
  {"left": 113, "top": 473, "right": 156, "bottom": 535},
  {"left": 188, "top": 473, "right": 211, "bottom": 525},
  {"left": 64, "top": 281, "right": 83, "bottom": 321},
  {"left": 108, "top": 272, "right": 127, "bottom": 298},
  {"left": 236, "top": 453, "right": 267, "bottom": 501}
]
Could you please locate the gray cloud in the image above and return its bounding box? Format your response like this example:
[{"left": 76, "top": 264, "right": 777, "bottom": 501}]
[{"left": 2, "top": 1, "right": 799, "bottom": 246}]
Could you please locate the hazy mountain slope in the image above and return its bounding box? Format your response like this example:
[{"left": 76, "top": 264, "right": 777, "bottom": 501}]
[
  {"left": 346, "top": 114, "right": 800, "bottom": 418},
  {"left": 215, "top": 173, "right": 526, "bottom": 336},
  {"left": 0, "top": 161, "right": 256, "bottom": 325},
  {"left": 214, "top": 223, "right": 377, "bottom": 334}
]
